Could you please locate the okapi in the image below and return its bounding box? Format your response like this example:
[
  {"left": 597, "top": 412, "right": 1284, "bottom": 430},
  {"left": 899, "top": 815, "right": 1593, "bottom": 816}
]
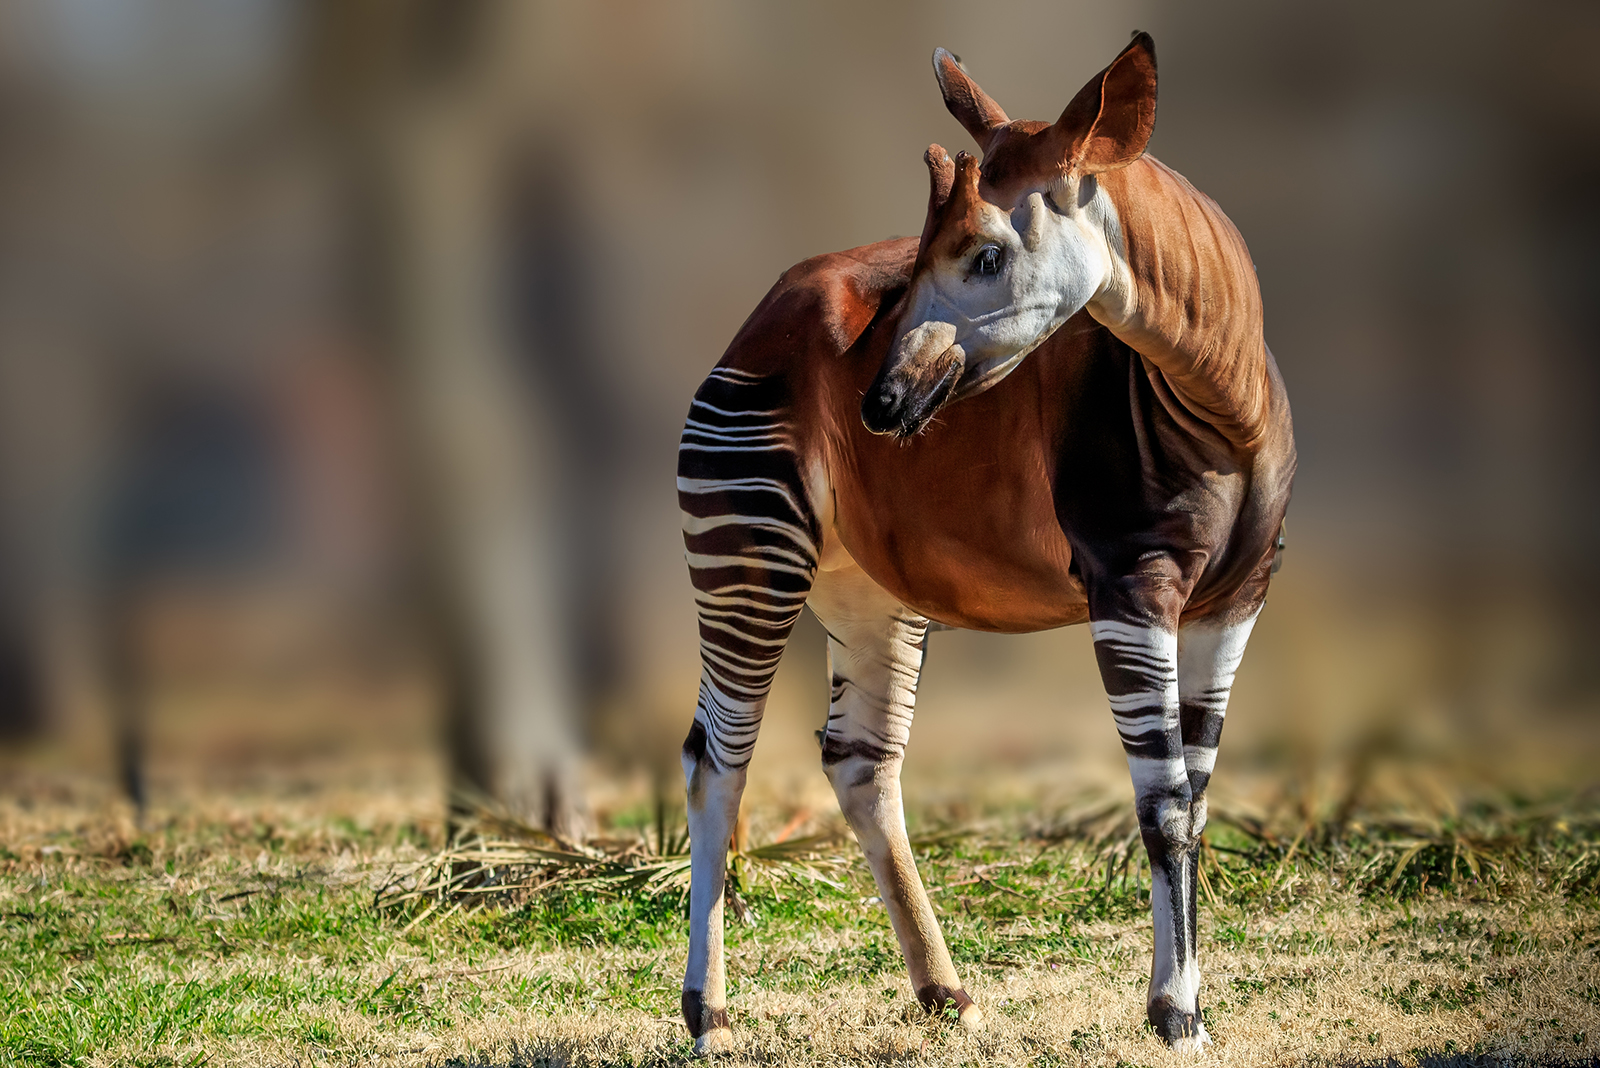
[{"left": 678, "top": 32, "right": 1294, "bottom": 1053}]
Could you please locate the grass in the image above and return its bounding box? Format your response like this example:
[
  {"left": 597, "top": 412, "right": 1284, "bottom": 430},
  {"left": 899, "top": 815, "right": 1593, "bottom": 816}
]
[{"left": 0, "top": 776, "right": 1598, "bottom": 1067}]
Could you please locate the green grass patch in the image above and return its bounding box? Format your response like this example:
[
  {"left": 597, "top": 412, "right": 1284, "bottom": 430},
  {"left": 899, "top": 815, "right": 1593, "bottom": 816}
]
[{"left": 0, "top": 792, "right": 1595, "bottom": 1064}]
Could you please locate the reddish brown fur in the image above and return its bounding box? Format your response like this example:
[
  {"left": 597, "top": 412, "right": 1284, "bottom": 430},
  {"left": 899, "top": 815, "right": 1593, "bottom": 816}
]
[
  {"left": 717, "top": 239, "right": 1086, "bottom": 632},
  {"left": 698, "top": 32, "right": 1294, "bottom": 630},
  {"left": 714, "top": 153, "right": 1293, "bottom": 632},
  {"left": 808, "top": 29, "right": 1292, "bottom": 631},
  {"left": 681, "top": 33, "right": 1296, "bottom": 1050},
  {"left": 1097, "top": 158, "right": 1280, "bottom": 451}
]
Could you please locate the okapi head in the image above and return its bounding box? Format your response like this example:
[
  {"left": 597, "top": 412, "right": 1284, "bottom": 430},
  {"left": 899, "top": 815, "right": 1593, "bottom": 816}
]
[{"left": 862, "top": 33, "right": 1158, "bottom": 438}]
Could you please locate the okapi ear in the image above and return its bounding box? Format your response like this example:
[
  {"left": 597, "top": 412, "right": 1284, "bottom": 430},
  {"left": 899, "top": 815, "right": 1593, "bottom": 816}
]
[
  {"left": 1055, "top": 31, "right": 1157, "bottom": 176},
  {"left": 932, "top": 48, "right": 1010, "bottom": 155}
]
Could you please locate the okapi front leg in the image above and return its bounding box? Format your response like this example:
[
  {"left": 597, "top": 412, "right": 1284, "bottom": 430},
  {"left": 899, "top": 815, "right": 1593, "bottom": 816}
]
[
  {"left": 1169, "top": 608, "right": 1261, "bottom": 1034},
  {"left": 1090, "top": 618, "right": 1207, "bottom": 1050},
  {"left": 810, "top": 567, "right": 982, "bottom": 1031},
  {"left": 1177, "top": 609, "right": 1260, "bottom": 839}
]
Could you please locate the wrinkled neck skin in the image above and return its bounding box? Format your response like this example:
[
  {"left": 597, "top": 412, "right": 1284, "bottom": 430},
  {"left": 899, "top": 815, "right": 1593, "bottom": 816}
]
[{"left": 1086, "top": 158, "right": 1276, "bottom": 452}]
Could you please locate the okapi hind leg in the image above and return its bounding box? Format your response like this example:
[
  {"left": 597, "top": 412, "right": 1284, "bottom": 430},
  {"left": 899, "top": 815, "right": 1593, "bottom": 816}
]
[
  {"left": 809, "top": 565, "right": 982, "bottom": 1032},
  {"left": 677, "top": 367, "right": 820, "bottom": 1054},
  {"left": 680, "top": 590, "right": 810, "bottom": 1055},
  {"left": 1089, "top": 616, "right": 1208, "bottom": 1050},
  {"left": 680, "top": 718, "right": 746, "bottom": 1056}
]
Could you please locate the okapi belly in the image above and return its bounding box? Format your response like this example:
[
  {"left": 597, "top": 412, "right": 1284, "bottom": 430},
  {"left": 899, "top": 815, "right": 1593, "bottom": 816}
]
[{"left": 830, "top": 456, "right": 1087, "bottom": 633}]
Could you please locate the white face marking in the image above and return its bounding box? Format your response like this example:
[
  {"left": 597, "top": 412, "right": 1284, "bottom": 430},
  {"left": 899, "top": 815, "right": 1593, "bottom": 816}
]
[{"left": 888, "top": 178, "right": 1123, "bottom": 404}]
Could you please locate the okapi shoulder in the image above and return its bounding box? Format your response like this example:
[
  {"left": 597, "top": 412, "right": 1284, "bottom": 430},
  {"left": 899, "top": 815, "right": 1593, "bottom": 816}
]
[{"left": 719, "top": 238, "right": 916, "bottom": 374}]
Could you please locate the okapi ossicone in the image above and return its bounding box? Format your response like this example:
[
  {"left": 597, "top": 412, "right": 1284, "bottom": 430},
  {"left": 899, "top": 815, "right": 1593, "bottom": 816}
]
[{"left": 678, "top": 32, "right": 1294, "bottom": 1053}]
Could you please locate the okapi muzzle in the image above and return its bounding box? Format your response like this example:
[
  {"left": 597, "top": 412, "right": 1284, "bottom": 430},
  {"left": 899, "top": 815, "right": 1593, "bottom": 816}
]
[{"left": 861, "top": 320, "right": 964, "bottom": 438}]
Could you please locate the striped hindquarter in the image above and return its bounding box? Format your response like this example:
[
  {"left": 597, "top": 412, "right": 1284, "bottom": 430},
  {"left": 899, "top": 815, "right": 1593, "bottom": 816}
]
[
  {"left": 1089, "top": 610, "right": 1259, "bottom": 1049},
  {"left": 676, "top": 368, "right": 819, "bottom": 1051},
  {"left": 679, "top": 367, "right": 821, "bottom": 769}
]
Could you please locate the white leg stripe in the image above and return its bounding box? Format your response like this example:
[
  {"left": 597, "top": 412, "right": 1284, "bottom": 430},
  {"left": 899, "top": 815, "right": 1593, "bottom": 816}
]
[
  {"left": 684, "top": 552, "right": 815, "bottom": 578},
  {"left": 1091, "top": 619, "right": 1178, "bottom": 656},
  {"left": 1176, "top": 611, "right": 1259, "bottom": 702},
  {"left": 1126, "top": 755, "right": 1189, "bottom": 793}
]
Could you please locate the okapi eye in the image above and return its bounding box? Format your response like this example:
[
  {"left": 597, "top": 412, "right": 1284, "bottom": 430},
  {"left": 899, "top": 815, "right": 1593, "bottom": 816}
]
[{"left": 973, "top": 244, "right": 1003, "bottom": 277}]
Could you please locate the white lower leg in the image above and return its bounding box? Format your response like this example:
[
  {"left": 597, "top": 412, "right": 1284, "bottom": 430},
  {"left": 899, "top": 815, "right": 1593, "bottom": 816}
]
[
  {"left": 683, "top": 749, "right": 742, "bottom": 1053},
  {"left": 1148, "top": 856, "right": 1206, "bottom": 1043}
]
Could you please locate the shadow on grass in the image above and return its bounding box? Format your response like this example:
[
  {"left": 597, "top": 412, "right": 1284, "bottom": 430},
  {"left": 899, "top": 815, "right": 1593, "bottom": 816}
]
[
  {"left": 433, "top": 1036, "right": 924, "bottom": 1068},
  {"left": 429, "top": 1048, "right": 1600, "bottom": 1068}
]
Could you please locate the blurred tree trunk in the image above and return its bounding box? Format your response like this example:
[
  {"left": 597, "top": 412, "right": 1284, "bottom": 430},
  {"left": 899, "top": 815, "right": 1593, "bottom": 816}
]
[
  {"left": 386, "top": 104, "right": 587, "bottom": 837},
  {"left": 304, "top": 0, "right": 589, "bottom": 837}
]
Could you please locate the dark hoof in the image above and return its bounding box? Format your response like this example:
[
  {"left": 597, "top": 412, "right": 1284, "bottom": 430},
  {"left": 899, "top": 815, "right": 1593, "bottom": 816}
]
[
  {"left": 682, "top": 989, "right": 732, "bottom": 1054},
  {"left": 917, "top": 984, "right": 984, "bottom": 1031},
  {"left": 1149, "top": 997, "right": 1210, "bottom": 1051}
]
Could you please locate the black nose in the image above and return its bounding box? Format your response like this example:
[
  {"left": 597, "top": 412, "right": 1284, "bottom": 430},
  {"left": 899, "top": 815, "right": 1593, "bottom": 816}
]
[{"left": 861, "top": 381, "right": 904, "bottom": 435}]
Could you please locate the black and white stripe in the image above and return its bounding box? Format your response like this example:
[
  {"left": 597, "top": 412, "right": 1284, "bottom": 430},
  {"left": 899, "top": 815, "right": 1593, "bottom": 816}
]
[
  {"left": 1176, "top": 612, "right": 1259, "bottom": 799},
  {"left": 678, "top": 369, "right": 819, "bottom": 771},
  {"left": 1089, "top": 619, "right": 1187, "bottom": 805},
  {"left": 1087, "top": 609, "right": 1261, "bottom": 1047},
  {"left": 1089, "top": 617, "right": 1203, "bottom": 1042},
  {"left": 818, "top": 608, "right": 927, "bottom": 769}
]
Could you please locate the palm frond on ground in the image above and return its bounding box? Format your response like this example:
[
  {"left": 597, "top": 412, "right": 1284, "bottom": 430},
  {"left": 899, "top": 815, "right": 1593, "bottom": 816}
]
[{"left": 376, "top": 794, "right": 852, "bottom": 924}]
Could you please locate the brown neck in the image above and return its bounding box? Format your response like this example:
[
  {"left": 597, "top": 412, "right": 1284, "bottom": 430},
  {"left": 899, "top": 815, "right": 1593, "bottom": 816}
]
[{"left": 1090, "top": 156, "right": 1273, "bottom": 451}]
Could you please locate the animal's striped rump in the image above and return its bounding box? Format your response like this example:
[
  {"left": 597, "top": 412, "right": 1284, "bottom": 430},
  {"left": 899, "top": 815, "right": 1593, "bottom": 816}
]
[{"left": 677, "top": 368, "right": 820, "bottom": 772}]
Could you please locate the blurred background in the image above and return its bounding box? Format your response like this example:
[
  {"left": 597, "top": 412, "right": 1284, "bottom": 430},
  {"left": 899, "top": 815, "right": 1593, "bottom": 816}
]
[{"left": 0, "top": 0, "right": 1595, "bottom": 831}]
